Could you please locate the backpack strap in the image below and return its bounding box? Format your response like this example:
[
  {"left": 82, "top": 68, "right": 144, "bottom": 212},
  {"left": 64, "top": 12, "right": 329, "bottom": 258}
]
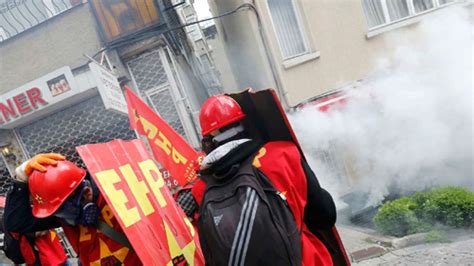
[{"left": 95, "top": 221, "right": 133, "bottom": 250}]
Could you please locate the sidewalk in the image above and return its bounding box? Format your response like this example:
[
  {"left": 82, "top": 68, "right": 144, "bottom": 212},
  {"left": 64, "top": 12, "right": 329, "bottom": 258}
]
[
  {"left": 355, "top": 238, "right": 474, "bottom": 265},
  {"left": 338, "top": 224, "right": 474, "bottom": 264},
  {"left": 338, "top": 224, "right": 394, "bottom": 263}
]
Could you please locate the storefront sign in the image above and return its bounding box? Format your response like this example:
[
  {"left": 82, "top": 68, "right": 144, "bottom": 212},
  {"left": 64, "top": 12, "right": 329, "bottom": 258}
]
[
  {"left": 77, "top": 139, "right": 204, "bottom": 265},
  {"left": 0, "top": 67, "right": 79, "bottom": 127},
  {"left": 89, "top": 62, "right": 128, "bottom": 114}
]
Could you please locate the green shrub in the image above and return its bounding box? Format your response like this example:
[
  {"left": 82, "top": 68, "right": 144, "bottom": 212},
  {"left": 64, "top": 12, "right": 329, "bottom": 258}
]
[
  {"left": 373, "top": 197, "right": 426, "bottom": 237},
  {"left": 374, "top": 187, "right": 474, "bottom": 237},
  {"left": 414, "top": 187, "right": 474, "bottom": 227}
]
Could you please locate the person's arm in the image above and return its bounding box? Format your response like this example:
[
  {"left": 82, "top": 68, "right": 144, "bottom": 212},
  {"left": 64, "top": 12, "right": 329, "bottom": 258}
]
[
  {"left": 302, "top": 159, "right": 337, "bottom": 231},
  {"left": 4, "top": 181, "right": 60, "bottom": 234}
]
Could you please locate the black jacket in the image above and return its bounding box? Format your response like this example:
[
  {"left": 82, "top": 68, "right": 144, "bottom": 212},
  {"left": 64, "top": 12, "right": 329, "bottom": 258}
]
[
  {"left": 200, "top": 140, "right": 337, "bottom": 231},
  {"left": 4, "top": 181, "right": 59, "bottom": 234}
]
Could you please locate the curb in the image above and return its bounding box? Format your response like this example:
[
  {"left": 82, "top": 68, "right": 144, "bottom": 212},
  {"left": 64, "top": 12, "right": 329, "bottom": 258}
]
[{"left": 391, "top": 232, "right": 430, "bottom": 249}]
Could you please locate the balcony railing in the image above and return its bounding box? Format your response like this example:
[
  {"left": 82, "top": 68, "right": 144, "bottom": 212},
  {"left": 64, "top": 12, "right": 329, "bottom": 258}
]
[{"left": 0, "top": 0, "right": 82, "bottom": 42}]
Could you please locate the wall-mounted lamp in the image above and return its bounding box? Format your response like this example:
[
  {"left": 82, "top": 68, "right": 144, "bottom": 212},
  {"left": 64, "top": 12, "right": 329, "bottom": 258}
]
[{"left": 0, "top": 142, "right": 16, "bottom": 161}]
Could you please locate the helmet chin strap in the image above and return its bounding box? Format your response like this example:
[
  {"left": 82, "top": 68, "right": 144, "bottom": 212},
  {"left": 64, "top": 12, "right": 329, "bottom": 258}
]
[{"left": 212, "top": 125, "right": 244, "bottom": 143}]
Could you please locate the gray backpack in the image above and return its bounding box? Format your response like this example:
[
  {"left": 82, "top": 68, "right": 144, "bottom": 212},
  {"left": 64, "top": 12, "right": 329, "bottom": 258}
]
[{"left": 198, "top": 157, "right": 302, "bottom": 266}]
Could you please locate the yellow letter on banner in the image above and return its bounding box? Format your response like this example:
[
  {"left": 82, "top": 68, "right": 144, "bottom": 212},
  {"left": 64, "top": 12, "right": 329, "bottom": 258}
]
[
  {"left": 171, "top": 149, "right": 188, "bottom": 165},
  {"left": 120, "top": 164, "right": 155, "bottom": 216},
  {"left": 96, "top": 169, "right": 141, "bottom": 227},
  {"left": 140, "top": 116, "right": 158, "bottom": 139},
  {"left": 139, "top": 160, "right": 167, "bottom": 208},
  {"left": 155, "top": 131, "right": 172, "bottom": 155}
]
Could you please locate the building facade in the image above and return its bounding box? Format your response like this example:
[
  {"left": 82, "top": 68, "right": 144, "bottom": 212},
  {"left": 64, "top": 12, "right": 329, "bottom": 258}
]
[
  {"left": 205, "top": 0, "right": 461, "bottom": 108},
  {"left": 0, "top": 0, "right": 217, "bottom": 195},
  {"left": 203, "top": 0, "right": 468, "bottom": 196}
]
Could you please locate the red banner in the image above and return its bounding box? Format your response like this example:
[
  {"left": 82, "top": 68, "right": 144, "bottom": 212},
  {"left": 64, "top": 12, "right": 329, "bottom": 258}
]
[
  {"left": 77, "top": 139, "right": 204, "bottom": 265},
  {"left": 125, "top": 86, "right": 201, "bottom": 189}
]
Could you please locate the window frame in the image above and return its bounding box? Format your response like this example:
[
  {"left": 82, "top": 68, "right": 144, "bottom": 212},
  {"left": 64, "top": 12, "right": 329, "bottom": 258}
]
[
  {"left": 364, "top": 0, "right": 455, "bottom": 31},
  {"left": 265, "top": 0, "right": 311, "bottom": 61}
]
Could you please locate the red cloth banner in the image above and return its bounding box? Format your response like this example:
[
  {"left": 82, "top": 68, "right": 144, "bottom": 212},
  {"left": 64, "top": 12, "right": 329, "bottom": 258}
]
[
  {"left": 77, "top": 139, "right": 204, "bottom": 265},
  {"left": 125, "top": 86, "right": 201, "bottom": 189}
]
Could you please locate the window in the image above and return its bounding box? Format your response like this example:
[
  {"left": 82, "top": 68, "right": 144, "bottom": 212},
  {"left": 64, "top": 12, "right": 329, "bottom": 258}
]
[
  {"left": 89, "top": 0, "right": 162, "bottom": 44},
  {"left": 386, "top": 0, "right": 410, "bottom": 21},
  {"left": 414, "top": 0, "right": 434, "bottom": 13},
  {"left": 439, "top": 0, "right": 454, "bottom": 4},
  {"left": 362, "top": 0, "right": 386, "bottom": 28},
  {"left": 267, "top": 0, "right": 309, "bottom": 59},
  {"left": 182, "top": 5, "right": 195, "bottom": 19},
  {"left": 0, "top": 0, "right": 82, "bottom": 42},
  {"left": 362, "top": 0, "right": 454, "bottom": 29}
]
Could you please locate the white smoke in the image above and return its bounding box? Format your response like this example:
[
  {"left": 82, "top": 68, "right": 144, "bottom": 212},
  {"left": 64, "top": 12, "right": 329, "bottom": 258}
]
[{"left": 289, "top": 6, "right": 473, "bottom": 208}]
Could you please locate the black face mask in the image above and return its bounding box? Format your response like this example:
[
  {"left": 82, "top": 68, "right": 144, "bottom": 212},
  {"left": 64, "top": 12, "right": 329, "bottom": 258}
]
[
  {"left": 53, "top": 180, "right": 100, "bottom": 226},
  {"left": 201, "top": 135, "right": 219, "bottom": 155}
]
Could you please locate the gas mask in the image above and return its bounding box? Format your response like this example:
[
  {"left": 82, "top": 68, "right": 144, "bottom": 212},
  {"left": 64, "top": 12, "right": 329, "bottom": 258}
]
[
  {"left": 53, "top": 180, "right": 100, "bottom": 226},
  {"left": 201, "top": 124, "right": 245, "bottom": 154}
]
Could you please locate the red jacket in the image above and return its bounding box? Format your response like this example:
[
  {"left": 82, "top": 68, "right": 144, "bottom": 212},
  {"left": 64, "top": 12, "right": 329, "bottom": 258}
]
[
  {"left": 191, "top": 141, "right": 345, "bottom": 266},
  {"left": 16, "top": 230, "right": 67, "bottom": 265}
]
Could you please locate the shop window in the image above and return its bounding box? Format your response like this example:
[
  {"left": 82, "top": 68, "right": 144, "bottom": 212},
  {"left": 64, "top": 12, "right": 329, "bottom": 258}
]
[{"left": 267, "top": 0, "right": 309, "bottom": 60}]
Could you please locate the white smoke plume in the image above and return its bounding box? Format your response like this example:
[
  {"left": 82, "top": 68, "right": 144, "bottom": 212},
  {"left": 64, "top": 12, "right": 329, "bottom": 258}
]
[{"left": 289, "top": 6, "right": 473, "bottom": 209}]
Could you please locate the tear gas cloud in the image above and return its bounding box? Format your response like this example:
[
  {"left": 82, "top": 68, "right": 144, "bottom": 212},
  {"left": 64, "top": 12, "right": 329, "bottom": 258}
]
[{"left": 289, "top": 6, "right": 473, "bottom": 208}]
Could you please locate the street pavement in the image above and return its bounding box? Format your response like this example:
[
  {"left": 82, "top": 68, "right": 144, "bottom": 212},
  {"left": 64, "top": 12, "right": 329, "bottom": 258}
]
[
  {"left": 338, "top": 224, "right": 474, "bottom": 265},
  {"left": 355, "top": 238, "right": 474, "bottom": 265},
  {"left": 1, "top": 225, "right": 471, "bottom": 265}
]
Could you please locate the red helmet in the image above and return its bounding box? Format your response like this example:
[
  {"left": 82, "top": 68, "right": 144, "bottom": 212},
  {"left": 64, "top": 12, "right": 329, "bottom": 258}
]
[
  {"left": 29, "top": 160, "right": 86, "bottom": 218},
  {"left": 199, "top": 95, "right": 246, "bottom": 136}
]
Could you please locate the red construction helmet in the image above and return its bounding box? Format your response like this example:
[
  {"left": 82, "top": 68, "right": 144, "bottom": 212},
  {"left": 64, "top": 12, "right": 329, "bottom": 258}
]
[
  {"left": 29, "top": 160, "right": 86, "bottom": 218},
  {"left": 199, "top": 95, "right": 246, "bottom": 136}
]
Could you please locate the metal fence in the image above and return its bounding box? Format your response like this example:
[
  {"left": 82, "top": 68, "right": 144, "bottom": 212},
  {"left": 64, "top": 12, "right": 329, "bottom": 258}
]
[
  {"left": 127, "top": 48, "right": 188, "bottom": 140},
  {"left": 0, "top": 159, "right": 12, "bottom": 196},
  {"left": 18, "top": 96, "right": 136, "bottom": 169},
  {"left": 0, "top": 0, "right": 81, "bottom": 42}
]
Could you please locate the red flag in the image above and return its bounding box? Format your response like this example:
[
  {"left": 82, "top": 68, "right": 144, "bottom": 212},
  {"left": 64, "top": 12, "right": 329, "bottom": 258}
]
[
  {"left": 77, "top": 139, "right": 204, "bottom": 265},
  {"left": 125, "top": 86, "right": 202, "bottom": 189}
]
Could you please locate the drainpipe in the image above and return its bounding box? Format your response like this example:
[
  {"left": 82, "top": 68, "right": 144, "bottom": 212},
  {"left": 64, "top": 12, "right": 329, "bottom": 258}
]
[{"left": 244, "top": 2, "right": 295, "bottom": 110}]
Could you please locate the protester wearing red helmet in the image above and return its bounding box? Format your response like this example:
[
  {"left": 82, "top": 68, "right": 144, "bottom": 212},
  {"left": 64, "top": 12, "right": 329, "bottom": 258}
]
[
  {"left": 4, "top": 153, "right": 142, "bottom": 265},
  {"left": 175, "top": 94, "right": 341, "bottom": 265}
]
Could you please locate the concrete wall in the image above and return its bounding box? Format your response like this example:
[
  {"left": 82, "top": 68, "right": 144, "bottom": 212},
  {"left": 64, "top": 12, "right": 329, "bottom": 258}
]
[
  {"left": 206, "top": 34, "right": 238, "bottom": 92},
  {"left": 255, "top": 0, "right": 389, "bottom": 106},
  {"left": 207, "top": 0, "right": 276, "bottom": 92},
  {"left": 0, "top": 4, "right": 102, "bottom": 93},
  {"left": 207, "top": 0, "right": 454, "bottom": 107}
]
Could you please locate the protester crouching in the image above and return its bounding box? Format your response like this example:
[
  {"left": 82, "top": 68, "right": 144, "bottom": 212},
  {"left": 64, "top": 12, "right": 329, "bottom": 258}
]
[{"left": 4, "top": 153, "right": 141, "bottom": 265}]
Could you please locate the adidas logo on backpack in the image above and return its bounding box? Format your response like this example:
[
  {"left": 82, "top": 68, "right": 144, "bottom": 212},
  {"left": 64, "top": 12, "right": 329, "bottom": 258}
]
[{"left": 213, "top": 214, "right": 223, "bottom": 226}]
